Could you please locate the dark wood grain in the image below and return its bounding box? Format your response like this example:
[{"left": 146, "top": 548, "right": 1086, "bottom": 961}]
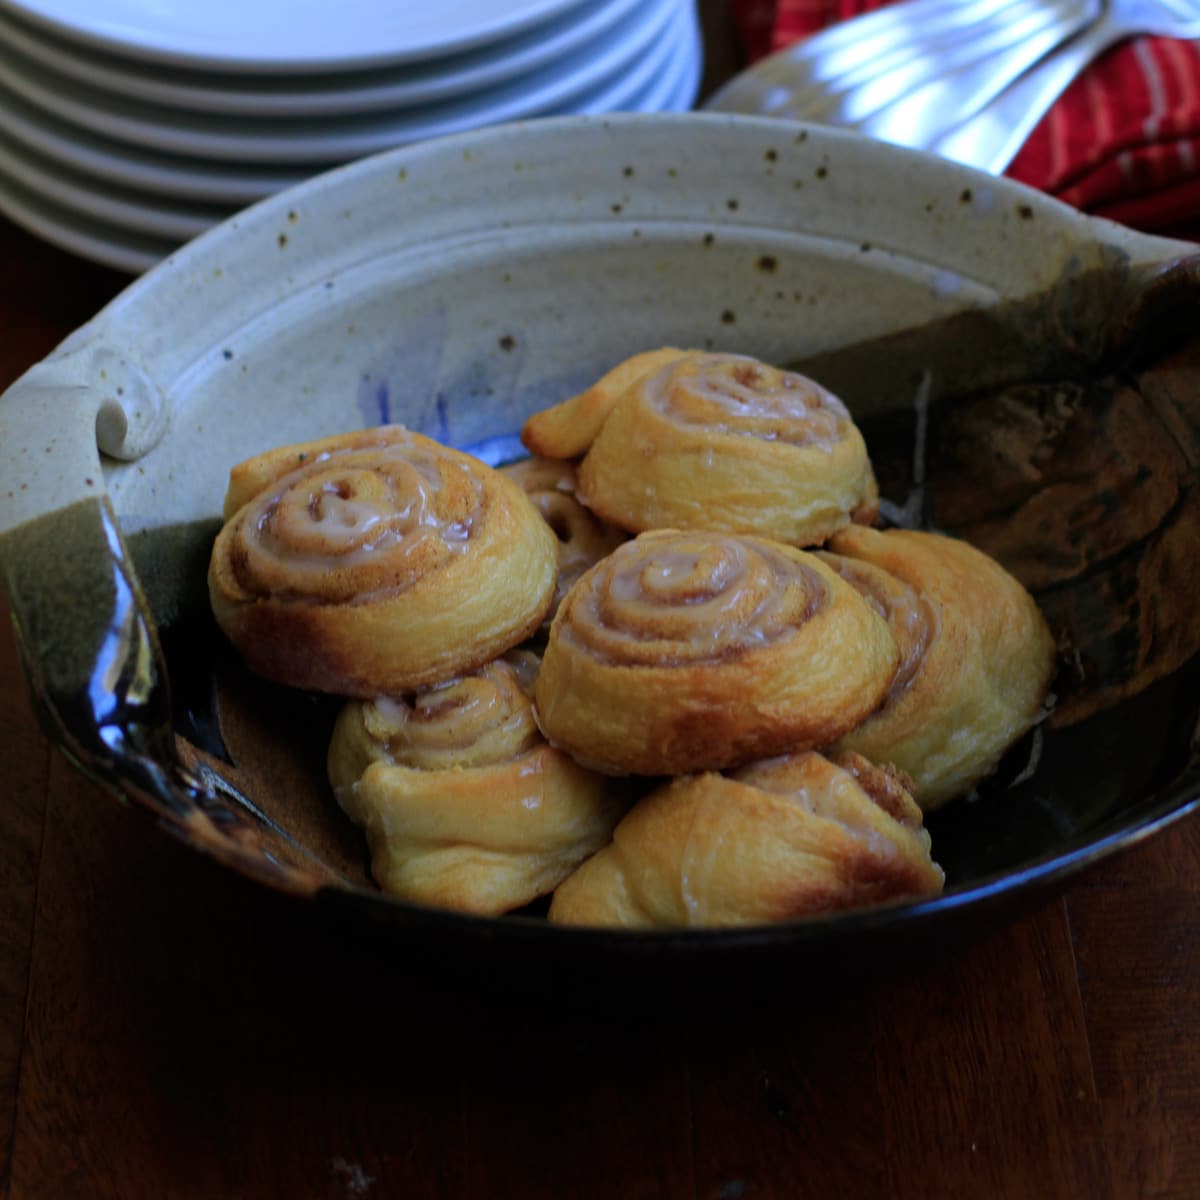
[
  {"left": 0, "top": 597, "right": 50, "bottom": 1190},
  {"left": 688, "top": 979, "right": 889, "bottom": 1198},
  {"left": 870, "top": 904, "right": 1112, "bottom": 1200},
  {"left": 687, "top": 904, "right": 1113, "bottom": 1200},
  {"left": 1068, "top": 815, "right": 1200, "bottom": 1200}
]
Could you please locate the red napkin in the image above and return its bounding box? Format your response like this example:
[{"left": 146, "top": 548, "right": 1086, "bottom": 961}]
[{"left": 730, "top": 0, "right": 1200, "bottom": 241}]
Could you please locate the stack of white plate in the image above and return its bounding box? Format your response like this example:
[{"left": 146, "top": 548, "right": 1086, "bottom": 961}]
[{"left": 0, "top": 0, "right": 703, "bottom": 272}]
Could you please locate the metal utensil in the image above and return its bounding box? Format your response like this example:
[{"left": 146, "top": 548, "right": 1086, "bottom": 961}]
[
  {"left": 932, "top": 0, "right": 1200, "bottom": 172},
  {"left": 705, "top": 0, "right": 1099, "bottom": 134}
]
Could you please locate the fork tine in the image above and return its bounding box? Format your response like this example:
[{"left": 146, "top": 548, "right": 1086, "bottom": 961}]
[
  {"left": 859, "top": 5, "right": 1096, "bottom": 141},
  {"left": 706, "top": 0, "right": 1200, "bottom": 169},
  {"left": 793, "top": 0, "right": 1088, "bottom": 106},
  {"left": 731, "top": 0, "right": 1097, "bottom": 126},
  {"left": 934, "top": 0, "right": 1198, "bottom": 172},
  {"left": 783, "top": 0, "right": 1025, "bottom": 72},
  {"left": 791, "top": 0, "right": 1096, "bottom": 123},
  {"left": 795, "top": 0, "right": 1052, "bottom": 86}
]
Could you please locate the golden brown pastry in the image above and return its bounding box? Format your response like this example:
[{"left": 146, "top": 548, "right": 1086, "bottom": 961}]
[
  {"left": 521, "top": 347, "right": 692, "bottom": 459},
  {"left": 819, "top": 527, "right": 1057, "bottom": 809},
  {"left": 499, "top": 456, "right": 626, "bottom": 622},
  {"left": 548, "top": 750, "right": 945, "bottom": 928},
  {"left": 521, "top": 349, "right": 878, "bottom": 546},
  {"left": 328, "top": 651, "right": 624, "bottom": 915},
  {"left": 533, "top": 529, "right": 900, "bottom": 775},
  {"left": 208, "top": 426, "right": 558, "bottom": 697}
]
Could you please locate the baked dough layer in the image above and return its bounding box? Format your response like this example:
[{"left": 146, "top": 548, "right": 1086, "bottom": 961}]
[
  {"left": 500, "top": 456, "right": 626, "bottom": 624},
  {"left": 328, "top": 653, "right": 623, "bottom": 915},
  {"left": 208, "top": 426, "right": 557, "bottom": 696},
  {"left": 533, "top": 529, "right": 900, "bottom": 775},
  {"left": 822, "top": 527, "right": 1057, "bottom": 809},
  {"left": 522, "top": 349, "right": 878, "bottom": 546},
  {"left": 548, "top": 750, "right": 944, "bottom": 928}
]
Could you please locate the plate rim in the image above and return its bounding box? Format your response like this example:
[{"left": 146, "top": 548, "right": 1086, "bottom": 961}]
[
  {"left": 0, "top": 0, "right": 657, "bottom": 117},
  {"left": 0, "top": 0, "right": 682, "bottom": 163},
  {"left": 0, "top": 0, "right": 595, "bottom": 75}
]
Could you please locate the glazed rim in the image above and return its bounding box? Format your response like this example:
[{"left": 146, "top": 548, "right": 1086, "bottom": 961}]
[
  {"left": 3, "top": 112, "right": 1185, "bottom": 534},
  {"left": 0, "top": 112, "right": 1195, "bottom": 946}
]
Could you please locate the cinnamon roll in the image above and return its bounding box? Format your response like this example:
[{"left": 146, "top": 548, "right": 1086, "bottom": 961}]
[
  {"left": 328, "top": 651, "right": 623, "bottom": 915},
  {"left": 533, "top": 530, "right": 900, "bottom": 775},
  {"left": 820, "top": 527, "right": 1057, "bottom": 809},
  {"left": 521, "top": 347, "right": 692, "bottom": 459},
  {"left": 522, "top": 349, "right": 878, "bottom": 547},
  {"left": 499, "top": 456, "right": 627, "bottom": 623},
  {"left": 548, "top": 750, "right": 944, "bottom": 928},
  {"left": 208, "top": 426, "right": 558, "bottom": 697}
]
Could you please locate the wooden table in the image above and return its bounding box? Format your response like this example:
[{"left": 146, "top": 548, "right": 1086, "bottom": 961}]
[{"left": 2, "top": 22, "right": 1200, "bottom": 1193}]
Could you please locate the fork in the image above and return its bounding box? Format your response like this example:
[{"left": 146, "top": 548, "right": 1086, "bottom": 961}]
[
  {"left": 705, "top": 0, "right": 1099, "bottom": 131},
  {"left": 931, "top": 0, "right": 1200, "bottom": 172},
  {"left": 789, "top": 0, "right": 1099, "bottom": 128}
]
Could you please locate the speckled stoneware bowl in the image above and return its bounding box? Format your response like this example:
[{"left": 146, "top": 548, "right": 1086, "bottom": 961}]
[{"left": 2, "top": 113, "right": 1198, "bottom": 980}]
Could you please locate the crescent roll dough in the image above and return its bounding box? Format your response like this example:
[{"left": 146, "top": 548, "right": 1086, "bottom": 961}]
[
  {"left": 328, "top": 652, "right": 624, "bottom": 915},
  {"left": 521, "top": 349, "right": 878, "bottom": 546},
  {"left": 521, "top": 347, "right": 692, "bottom": 459},
  {"left": 820, "top": 527, "right": 1057, "bottom": 809},
  {"left": 548, "top": 750, "right": 945, "bottom": 928},
  {"left": 533, "top": 530, "right": 900, "bottom": 775},
  {"left": 208, "top": 426, "right": 557, "bottom": 696},
  {"left": 499, "top": 456, "right": 626, "bottom": 624}
]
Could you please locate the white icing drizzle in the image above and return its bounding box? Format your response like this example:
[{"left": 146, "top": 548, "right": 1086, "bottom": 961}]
[
  {"left": 568, "top": 534, "right": 825, "bottom": 665},
  {"left": 236, "top": 438, "right": 484, "bottom": 597},
  {"left": 645, "top": 353, "right": 850, "bottom": 449}
]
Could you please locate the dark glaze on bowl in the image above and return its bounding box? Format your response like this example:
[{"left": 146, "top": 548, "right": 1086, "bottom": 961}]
[{"left": 3, "top": 253, "right": 1199, "bottom": 984}]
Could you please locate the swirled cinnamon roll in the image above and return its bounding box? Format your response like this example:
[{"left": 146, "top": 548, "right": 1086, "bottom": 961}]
[
  {"left": 820, "top": 527, "right": 1057, "bottom": 809},
  {"left": 548, "top": 750, "right": 944, "bottom": 928},
  {"left": 521, "top": 350, "right": 878, "bottom": 547},
  {"left": 499, "top": 456, "right": 627, "bottom": 624},
  {"left": 208, "top": 427, "right": 558, "bottom": 697},
  {"left": 533, "top": 530, "right": 900, "bottom": 776},
  {"left": 329, "top": 651, "right": 623, "bottom": 915}
]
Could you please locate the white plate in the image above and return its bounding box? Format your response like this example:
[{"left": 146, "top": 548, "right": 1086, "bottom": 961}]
[
  {"left": 0, "top": 165, "right": 172, "bottom": 272},
  {"left": 0, "top": 0, "right": 592, "bottom": 74},
  {"left": 0, "top": 0, "right": 680, "bottom": 163},
  {"left": 0, "top": 28, "right": 700, "bottom": 279},
  {"left": 0, "top": 2, "right": 695, "bottom": 215},
  {"left": 3, "top": 27, "right": 703, "bottom": 251},
  {"left": 0, "top": 0, "right": 652, "bottom": 118},
  {"left": 0, "top": 26, "right": 700, "bottom": 274},
  {"left": 0, "top": 127, "right": 224, "bottom": 240},
  {"left": 616, "top": 2, "right": 700, "bottom": 115},
  {"left": 0, "top": 4, "right": 700, "bottom": 270},
  {"left": 662, "top": 12, "right": 702, "bottom": 111},
  {"left": 0, "top": 85, "right": 314, "bottom": 204}
]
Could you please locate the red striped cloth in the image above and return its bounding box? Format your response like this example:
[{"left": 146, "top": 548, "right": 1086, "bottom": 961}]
[{"left": 730, "top": 0, "right": 1200, "bottom": 240}]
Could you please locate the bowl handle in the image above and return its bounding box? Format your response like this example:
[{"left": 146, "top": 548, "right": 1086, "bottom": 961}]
[
  {"left": 0, "top": 341, "right": 333, "bottom": 895},
  {"left": 0, "top": 337, "right": 188, "bottom": 808}
]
